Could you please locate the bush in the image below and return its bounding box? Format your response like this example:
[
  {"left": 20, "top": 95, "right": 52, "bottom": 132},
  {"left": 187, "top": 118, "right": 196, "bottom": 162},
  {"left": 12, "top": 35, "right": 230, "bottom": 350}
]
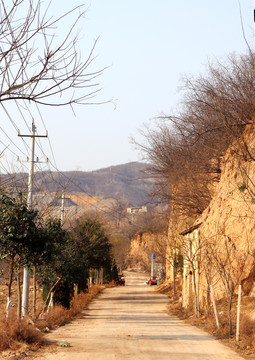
[
  {"left": 239, "top": 314, "right": 255, "bottom": 337},
  {"left": 0, "top": 313, "right": 43, "bottom": 351},
  {"left": 0, "top": 284, "right": 104, "bottom": 352},
  {"left": 69, "top": 292, "right": 88, "bottom": 317},
  {"left": 43, "top": 304, "right": 69, "bottom": 329},
  {"left": 36, "top": 285, "right": 104, "bottom": 331}
]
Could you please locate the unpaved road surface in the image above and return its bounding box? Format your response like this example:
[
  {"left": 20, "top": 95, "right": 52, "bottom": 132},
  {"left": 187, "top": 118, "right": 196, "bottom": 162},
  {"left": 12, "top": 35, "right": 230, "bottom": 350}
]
[{"left": 31, "top": 271, "right": 244, "bottom": 360}]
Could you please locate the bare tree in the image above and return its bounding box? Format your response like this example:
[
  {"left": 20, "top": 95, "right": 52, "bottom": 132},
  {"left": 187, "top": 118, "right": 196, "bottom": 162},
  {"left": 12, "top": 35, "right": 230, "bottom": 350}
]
[
  {"left": 136, "top": 126, "right": 216, "bottom": 217},
  {"left": 181, "top": 228, "right": 210, "bottom": 317},
  {"left": 201, "top": 247, "right": 216, "bottom": 316},
  {"left": 0, "top": 0, "right": 105, "bottom": 107},
  {"left": 135, "top": 51, "right": 255, "bottom": 219},
  {"left": 165, "top": 203, "right": 184, "bottom": 298},
  {"left": 209, "top": 233, "right": 252, "bottom": 336}
]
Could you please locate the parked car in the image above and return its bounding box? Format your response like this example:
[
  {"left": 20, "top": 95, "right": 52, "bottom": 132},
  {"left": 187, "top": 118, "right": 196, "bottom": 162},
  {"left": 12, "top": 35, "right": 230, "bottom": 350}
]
[
  {"left": 148, "top": 276, "right": 157, "bottom": 286},
  {"left": 118, "top": 274, "right": 125, "bottom": 286}
]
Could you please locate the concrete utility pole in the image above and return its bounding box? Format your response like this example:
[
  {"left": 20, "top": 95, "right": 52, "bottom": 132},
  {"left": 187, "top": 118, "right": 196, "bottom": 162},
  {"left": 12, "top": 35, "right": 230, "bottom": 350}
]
[
  {"left": 60, "top": 191, "right": 65, "bottom": 224},
  {"left": 236, "top": 284, "right": 242, "bottom": 341},
  {"left": 18, "top": 119, "right": 47, "bottom": 317},
  {"left": 151, "top": 254, "right": 155, "bottom": 278}
]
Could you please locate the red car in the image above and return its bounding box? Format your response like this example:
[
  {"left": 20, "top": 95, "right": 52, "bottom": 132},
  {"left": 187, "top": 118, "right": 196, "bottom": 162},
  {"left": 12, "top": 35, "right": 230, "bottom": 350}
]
[{"left": 149, "top": 276, "right": 157, "bottom": 285}]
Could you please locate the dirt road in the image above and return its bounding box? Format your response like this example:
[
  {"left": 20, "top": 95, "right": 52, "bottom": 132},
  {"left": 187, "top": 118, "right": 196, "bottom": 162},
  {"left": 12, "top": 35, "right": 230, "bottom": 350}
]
[{"left": 31, "top": 271, "right": 244, "bottom": 359}]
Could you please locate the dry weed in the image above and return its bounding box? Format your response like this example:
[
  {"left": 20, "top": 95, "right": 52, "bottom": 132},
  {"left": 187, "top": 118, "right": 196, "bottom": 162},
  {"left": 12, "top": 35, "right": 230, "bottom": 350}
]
[
  {"left": 0, "top": 285, "right": 104, "bottom": 352},
  {"left": 0, "top": 312, "right": 43, "bottom": 351},
  {"left": 37, "top": 285, "right": 104, "bottom": 330},
  {"left": 43, "top": 304, "right": 69, "bottom": 329},
  {"left": 239, "top": 314, "right": 255, "bottom": 337},
  {"left": 87, "top": 285, "right": 104, "bottom": 297},
  {"left": 69, "top": 292, "right": 87, "bottom": 317}
]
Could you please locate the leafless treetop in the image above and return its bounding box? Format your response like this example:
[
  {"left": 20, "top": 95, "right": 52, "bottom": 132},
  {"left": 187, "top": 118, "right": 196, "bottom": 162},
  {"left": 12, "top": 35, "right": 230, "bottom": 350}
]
[{"left": 0, "top": 0, "right": 105, "bottom": 107}]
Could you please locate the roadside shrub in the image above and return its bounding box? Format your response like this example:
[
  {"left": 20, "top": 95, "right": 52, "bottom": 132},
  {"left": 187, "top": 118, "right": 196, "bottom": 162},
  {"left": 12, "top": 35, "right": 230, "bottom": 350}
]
[
  {"left": 44, "top": 304, "right": 69, "bottom": 329},
  {"left": 38, "top": 285, "right": 104, "bottom": 330},
  {"left": 0, "top": 313, "right": 43, "bottom": 351},
  {"left": 86, "top": 285, "right": 104, "bottom": 299},
  {"left": 0, "top": 284, "right": 105, "bottom": 352},
  {"left": 69, "top": 292, "right": 87, "bottom": 317},
  {"left": 239, "top": 314, "right": 255, "bottom": 337}
]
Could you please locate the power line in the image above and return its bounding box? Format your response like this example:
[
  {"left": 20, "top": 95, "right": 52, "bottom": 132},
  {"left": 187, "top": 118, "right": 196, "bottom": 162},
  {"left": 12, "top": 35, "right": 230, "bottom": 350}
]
[
  {"left": 14, "top": 101, "right": 31, "bottom": 132},
  {"left": 1, "top": 103, "right": 30, "bottom": 155},
  {"left": 0, "top": 98, "right": 151, "bottom": 230},
  {"left": 35, "top": 103, "right": 58, "bottom": 169},
  {"left": 0, "top": 126, "right": 28, "bottom": 157},
  {"left": 44, "top": 159, "right": 147, "bottom": 231}
]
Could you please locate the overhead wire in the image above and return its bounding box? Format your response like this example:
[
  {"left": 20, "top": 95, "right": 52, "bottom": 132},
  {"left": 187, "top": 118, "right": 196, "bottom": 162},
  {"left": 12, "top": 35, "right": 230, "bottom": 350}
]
[
  {"left": 0, "top": 20, "right": 138, "bottom": 225},
  {"left": 14, "top": 100, "right": 31, "bottom": 131},
  {"left": 0, "top": 128, "right": 150, "bottom": 231},
  {"left": 0, "top": 125, "right": 28, "bottom": 158},
  {"left": 1, "top": 103, "right": 30, "bottom": 155},
  {"left": 35, "top": 102, "right": 58, "bottom": 169},
  {"left": 22, "top": 104, "right": 154, "bottom": 230},
  {"left": 15, "top": 99, "right": 51, "bottom": 167},
  {"left": 0, "top": 103, "right": 153, "bottom": 231},
  {"left": 0, "top": 76, "right": 151, "bottom": 230},
  {"left": 4, "top": 37, "right": 58, "bottom": 170},
  {"left": 0, "top": 97, "right": 51, "bottom": 188},
  {"left": 44, "top": 158, "right": 147, "bottom": 231}
]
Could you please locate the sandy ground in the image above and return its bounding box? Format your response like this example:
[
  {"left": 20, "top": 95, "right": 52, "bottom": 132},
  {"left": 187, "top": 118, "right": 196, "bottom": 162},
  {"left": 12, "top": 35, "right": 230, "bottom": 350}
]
[{"left": 30, "top": 271, "right": 244, "bottom": 360}]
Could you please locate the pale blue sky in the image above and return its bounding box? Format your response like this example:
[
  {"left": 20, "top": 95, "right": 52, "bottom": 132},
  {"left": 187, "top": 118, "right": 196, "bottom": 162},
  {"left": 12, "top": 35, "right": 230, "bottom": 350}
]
[{"left": 1, "top": 0, "right": 254, "bottom": 173}]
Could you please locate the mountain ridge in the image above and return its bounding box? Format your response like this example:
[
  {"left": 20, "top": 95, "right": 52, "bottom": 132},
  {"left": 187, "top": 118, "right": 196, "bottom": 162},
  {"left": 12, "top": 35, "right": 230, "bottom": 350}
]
[{"left": 1, "top": 162, "right": 154, "bottom": 207}]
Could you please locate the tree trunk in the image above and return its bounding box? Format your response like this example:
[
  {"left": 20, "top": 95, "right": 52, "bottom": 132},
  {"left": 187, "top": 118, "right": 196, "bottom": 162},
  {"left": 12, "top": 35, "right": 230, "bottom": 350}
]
[
  {"left": 47, "top": 292, "right": 54, "bottom": 313},
  {"left": 6, "top": 257, "right": 14, "bottom": 318},
  {"left": 17, "top": 268, "right": 22, "bottom": 319},
  {"left": 99, "top": 268, "right": 104, "bottom": 285},
  {"left": 74, "top": 284, "right": 78, "bottom": 296},
  {"left": 172, "top": 257, "right": 176, "bottom": 298},
  {"left": 210, "top": 285, "right": 220, "bottom": 329},
  {"left": 192, "top": 267, "right": 199, "bottom": 317},
  {"left": 33, "top": 266, "right": 36, "bottom": 319},
  {"left": 197, "top": 269, "right": 200, "bottom": 316},
  {"left": 38, "top": 276, "right": 62, "bottom": 318},
  {"left": 228, "top": 298, "right": 233, "bottom": 337},
  {"left": 206, "top": 285, "right": 211, "bottom": 315}
]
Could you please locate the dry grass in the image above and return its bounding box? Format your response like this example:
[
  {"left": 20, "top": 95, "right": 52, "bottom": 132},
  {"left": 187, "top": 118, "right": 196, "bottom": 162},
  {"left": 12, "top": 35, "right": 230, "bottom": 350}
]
[
  {"left": 36, "top": 285, "right": 104, "bottom": 332},
  {"left": 69, "top": 285, "right": 104, "bottom": 315},
  {"left": 42, "top": 304, "right": 70, "bottom": 329},
  {"left": 163, "top": 287, "right": 255, "bottom": 358},
  {"left": 239, "top": 314, "right": 255, "bottom": 337},
  {"left": 0, "top": 284, "right": 104, "bottom": 354},
  {"left": 0, "top": 313, "right": 44, "bottom": 351}
]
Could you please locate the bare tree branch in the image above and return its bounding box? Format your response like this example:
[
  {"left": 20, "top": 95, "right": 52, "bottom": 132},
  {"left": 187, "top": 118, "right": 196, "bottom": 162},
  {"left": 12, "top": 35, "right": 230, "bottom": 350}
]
[{"left": 0, "top": 0, "right": 105, "bottom": 106}]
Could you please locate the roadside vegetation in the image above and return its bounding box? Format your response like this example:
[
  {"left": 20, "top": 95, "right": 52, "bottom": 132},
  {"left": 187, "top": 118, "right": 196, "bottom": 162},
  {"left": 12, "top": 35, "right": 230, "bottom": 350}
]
[
  {"left": 0, "top": 285, "right": 104, "bottom": 353},
  {"left": 0, "top": 189, "right": 118, "bottom": 353},
  {"left": 158, "top": 283, "right": 255, "bottom": 357}
]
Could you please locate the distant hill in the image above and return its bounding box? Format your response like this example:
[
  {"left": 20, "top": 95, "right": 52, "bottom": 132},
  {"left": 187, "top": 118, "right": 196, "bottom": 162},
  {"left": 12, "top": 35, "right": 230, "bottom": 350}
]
[{"left": 1, "top": 162, "right": 155, "bottom": 207}]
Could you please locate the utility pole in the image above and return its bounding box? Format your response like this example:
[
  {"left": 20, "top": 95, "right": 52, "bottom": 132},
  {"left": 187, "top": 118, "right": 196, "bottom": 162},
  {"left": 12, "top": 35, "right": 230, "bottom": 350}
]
[
  {"left": 60, "top": 191, "right": 65, "bottom": 224},
  {"left": 151, "top": 254, "right": 155, "bottom": 278},
  {"left": 18, "top": 119, "right": 47, "bottom": 317}
]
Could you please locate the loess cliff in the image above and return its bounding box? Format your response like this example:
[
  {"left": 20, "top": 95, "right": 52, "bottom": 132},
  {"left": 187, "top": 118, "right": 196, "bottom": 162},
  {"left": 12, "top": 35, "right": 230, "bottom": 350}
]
[{"left": 186, "top": 125, "right": 255, "bottom": 301}]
